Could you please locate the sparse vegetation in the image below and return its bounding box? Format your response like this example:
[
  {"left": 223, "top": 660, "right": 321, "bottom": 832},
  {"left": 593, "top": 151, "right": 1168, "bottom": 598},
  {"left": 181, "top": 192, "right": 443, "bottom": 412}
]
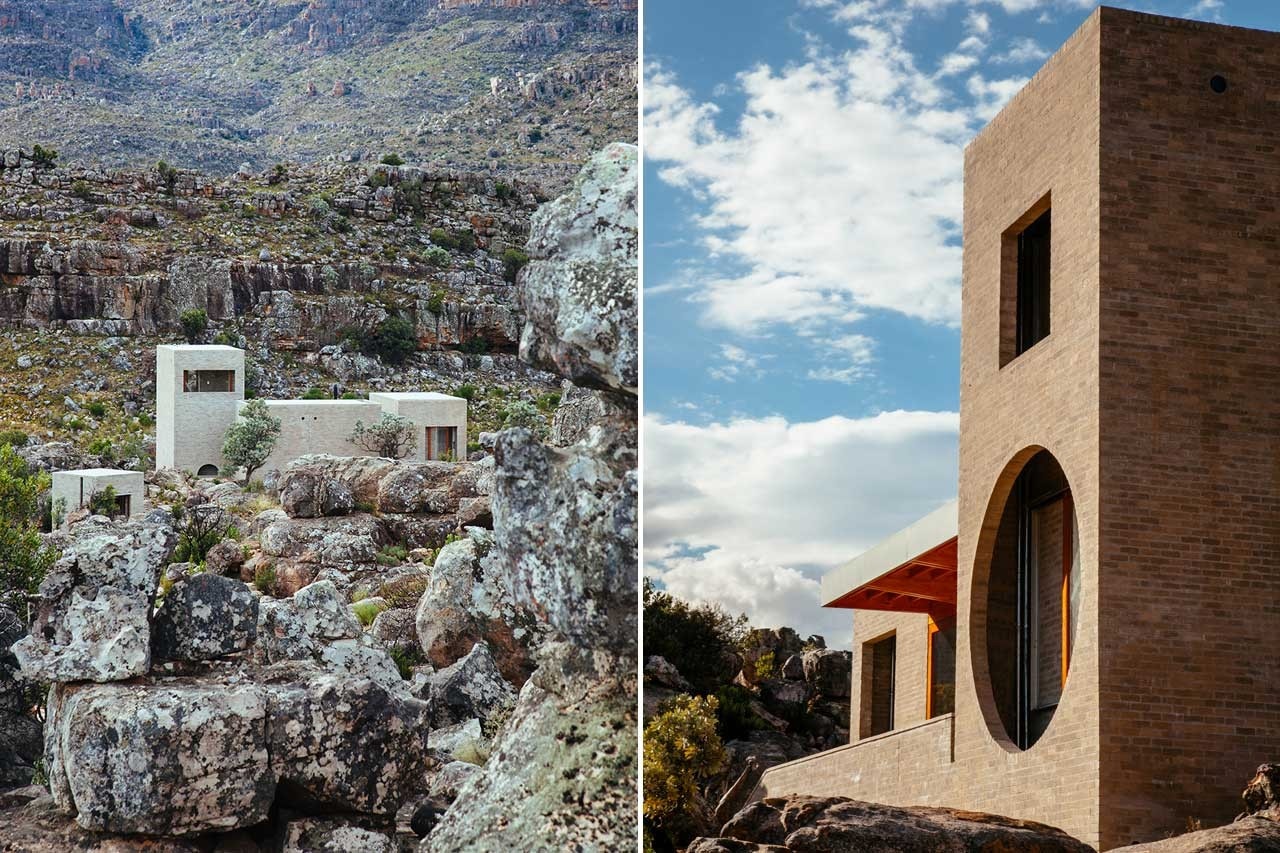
[
  {"left": 179, "top": 308, "right": 208, "bottom": 344},
  {"left": 643, "top": 694, "right": 726, "bottom": 845},
  {"left": 156, "top": 160, "right": 179, "bottom": 195},
  {"left": 501, "top": 247, "right": 530, "bottom": 282},
  {"left": 380, "top": 153, "right": 405, "bottom": 166},
  {"left": 174, "top": 505, "right": 234, "bottom": 565},
  {"left": 642, "top": 579, "right": 749, "bottom": 695},
  {"left": 29, "top": 144, "right": 57, "bottom": 169},
  {"left": 253, "top": 562, "right": 276, "bottom": 595},
  {"left": 352, "top": 598, "right": 388, "bottom": 627},
  {"left": 374, "top": 543, "right": 410, "bottom": 566},
  {"left": 0, "top": 445, "right": 55, "bottom": 616}
]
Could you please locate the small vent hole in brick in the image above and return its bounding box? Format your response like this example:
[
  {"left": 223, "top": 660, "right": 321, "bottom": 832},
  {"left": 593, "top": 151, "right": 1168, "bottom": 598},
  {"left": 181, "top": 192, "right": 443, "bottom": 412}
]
[{"left": 1210, "top": 74, "right": 1228, "bottom": 94}]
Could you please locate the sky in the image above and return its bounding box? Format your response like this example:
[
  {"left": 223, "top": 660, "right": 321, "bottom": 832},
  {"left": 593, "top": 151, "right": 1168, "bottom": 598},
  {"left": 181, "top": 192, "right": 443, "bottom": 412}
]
[{"left": 642, "top": 0, "right": 1280, "bottom": 646}]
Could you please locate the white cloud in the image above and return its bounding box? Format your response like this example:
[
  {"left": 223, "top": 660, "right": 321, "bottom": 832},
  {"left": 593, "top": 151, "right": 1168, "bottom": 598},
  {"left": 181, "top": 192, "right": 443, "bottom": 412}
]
[
  {"left": 806, "top": 333, "right": 875, "bottom": 384},
  {"left": 1187, "top": 0, "right": 1223, "bottom": 20},
  {"left": 707, "top": 343, "right": 765, "bottom": 382},
  {"left": 644, "top": 410, "right": 959, "bottom": 645},
  {"left": 994, "top": 36, "right": 1049, "bottom": 64}
]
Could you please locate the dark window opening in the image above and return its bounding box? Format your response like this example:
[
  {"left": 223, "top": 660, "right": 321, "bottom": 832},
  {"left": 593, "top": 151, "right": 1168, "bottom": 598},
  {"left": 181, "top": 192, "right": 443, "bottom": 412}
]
[
  {"left": 865, "top": 634, "right": 896, "bottom": 737},
  {"left": 1210, "top": 74, "right": 1228, "bottom": 94},
  {"left": 183, "top": 370, "right": 236, "bottom": 393},
  {"left": 197, "top": 463, "right": 220, "bottom": 477},
  {"left": 928, "top": 615, "right": 956, "bottom": 718},
  {"left": 113, "top": 494, "right": 131, "bottom": 519},
  {"left": 987, "top": 450, "right": 1079, "bottom": 750},
  {"left": 426, "top": 426, "right": 458, "bottom": 461},
  {"left": 1015, "top": 209, "right": 1051, "bottom": 355}
]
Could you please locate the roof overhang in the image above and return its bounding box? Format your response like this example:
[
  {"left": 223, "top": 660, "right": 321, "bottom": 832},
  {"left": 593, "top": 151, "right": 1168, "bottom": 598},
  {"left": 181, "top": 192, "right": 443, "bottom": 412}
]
[{"left": 821, "top": 499, "right": 958, "bottom": 614}]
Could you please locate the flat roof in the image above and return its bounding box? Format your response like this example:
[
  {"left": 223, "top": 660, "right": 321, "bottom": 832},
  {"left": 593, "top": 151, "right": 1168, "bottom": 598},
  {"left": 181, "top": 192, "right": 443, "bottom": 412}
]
[
  {"left": 255, "top": 399, "right": 377, "bottom": 406},
  {"left": 820, "top": 499, "right": 958, "bottom": 609},
  {"left": 52, "top": 468, "right": 141, "bottom": 477},
  {"left": 369, "top": 391, "right": 465, "bottom": 401},
  {"left": 156, "top": 344, "right": 243, "bottom": 352}
]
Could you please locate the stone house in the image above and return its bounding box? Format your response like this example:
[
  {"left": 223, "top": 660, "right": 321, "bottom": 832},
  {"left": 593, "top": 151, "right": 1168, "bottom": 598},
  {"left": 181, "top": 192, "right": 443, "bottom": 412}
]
[
  {"left": 50, "top": 468, "right": 145, "bottom": 527},
  {"left": 156, "top": 344, "right": 467, "bottom": 477},
  {"left": 752, "top": 9, "right": 1280, "bottom": 849}
]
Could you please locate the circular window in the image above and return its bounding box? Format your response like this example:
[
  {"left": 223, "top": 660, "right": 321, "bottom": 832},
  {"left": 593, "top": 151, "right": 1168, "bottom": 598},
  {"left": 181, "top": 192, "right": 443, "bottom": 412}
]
[
  {"left": 1210, "top": 74, "right": 1228, "bottom": 94},
  {"left": 973, "top": 448, "right": 1079, "bottom": 751}
]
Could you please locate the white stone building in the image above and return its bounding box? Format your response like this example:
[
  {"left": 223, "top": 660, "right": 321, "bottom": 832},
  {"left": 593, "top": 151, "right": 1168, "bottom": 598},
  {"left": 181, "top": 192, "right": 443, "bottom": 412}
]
[
  {"left": 51, "top": 468, "right": 145, "bottom": 527},
  {"left": 155, "top": 345, "right": 469, "bottom": 477},
  {"left": 156, "top": 344, "right": 245, "bottom": 476}
]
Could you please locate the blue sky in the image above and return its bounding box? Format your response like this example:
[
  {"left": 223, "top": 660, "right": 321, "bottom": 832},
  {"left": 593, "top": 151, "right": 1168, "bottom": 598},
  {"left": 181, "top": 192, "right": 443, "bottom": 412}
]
[{"left": 642, "top": 0, "right": 1279, "bottom": 643}]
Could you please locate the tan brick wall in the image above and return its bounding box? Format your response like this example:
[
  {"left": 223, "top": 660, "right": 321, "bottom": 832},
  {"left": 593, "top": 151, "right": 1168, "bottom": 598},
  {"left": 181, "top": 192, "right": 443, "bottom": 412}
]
[
  {"left": 757, "top": 11, "right": 1106, "bottom": 846},
  {"left": 1096, "top": 9, "right": 1280, "bottom": 845}
]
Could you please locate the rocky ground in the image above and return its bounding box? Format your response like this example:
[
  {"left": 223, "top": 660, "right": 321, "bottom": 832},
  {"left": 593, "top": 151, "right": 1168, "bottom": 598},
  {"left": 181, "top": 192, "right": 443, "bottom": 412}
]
[
  {"left": 0, "top": 0, "right": 637, "bottom": 188},
  {"left": 0, "top": 142, "right": 638, "bottom": 851}
]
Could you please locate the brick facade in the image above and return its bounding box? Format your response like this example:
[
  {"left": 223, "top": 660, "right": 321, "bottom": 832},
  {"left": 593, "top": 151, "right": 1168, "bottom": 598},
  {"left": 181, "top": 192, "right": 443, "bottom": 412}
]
[{"left": 756, "top": 9, "right": 1280, "bottom": 848}]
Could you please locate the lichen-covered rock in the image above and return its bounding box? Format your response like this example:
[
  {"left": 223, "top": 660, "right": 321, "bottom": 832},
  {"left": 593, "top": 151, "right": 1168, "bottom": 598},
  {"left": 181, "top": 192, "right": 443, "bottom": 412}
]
[
  {"left": 424, "top": 644, "right": 636, "bottom": 852},
  {"left": 152, "top": 573, "right": 259, "bottom": 662},
  {"left": 259, "top": 513, "right": 387, "bottom": 566},
  {"left": 415, "top": 529, "right": 541, "bottom": 685},
  {"left": 422, "top": 642, "right": 516, "bottom": 733},
  {"left": 280, "top": 818, "right": 397, "bottom": 853},
  {"left": 1109, "top": 818, "right": 1280, "bottom": 852},
  {"left": 278, "top": 464, "right": 357, "bottom": 518},
  {"left": 551, "top": 380, "right": 621, "bottom": 447},
  {"left": 519, "top": 142, "right": 637, "bottom": 394},
  {"left": 491, "top": 425, "right": 636, "bottom": 652},
  {"left": 802, "top": 648, "right": 852, "bottom": 699},
  {"left": 45, "top": 679, "right": 274, "bottom": 835},
  {"left": 691, "top": 796, "right": 1095, "bottom": 853},
  {"left": 204, "top": 538, "right": 246, "bottom": 577},
  {"left": 13, "top": 520, "right": 176, "bottom": 683}
]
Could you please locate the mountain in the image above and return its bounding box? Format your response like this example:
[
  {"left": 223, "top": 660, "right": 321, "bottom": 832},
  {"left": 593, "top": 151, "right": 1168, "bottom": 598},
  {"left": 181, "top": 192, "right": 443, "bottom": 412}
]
[{"left": 0, "top": 0, "right": 636, "bottom": 185}]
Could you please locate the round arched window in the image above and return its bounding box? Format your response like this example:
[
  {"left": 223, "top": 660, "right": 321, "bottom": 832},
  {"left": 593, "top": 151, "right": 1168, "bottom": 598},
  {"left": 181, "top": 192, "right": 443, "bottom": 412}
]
[{"left": 979, "top": 449, "right": 1079, "bottom": 750}]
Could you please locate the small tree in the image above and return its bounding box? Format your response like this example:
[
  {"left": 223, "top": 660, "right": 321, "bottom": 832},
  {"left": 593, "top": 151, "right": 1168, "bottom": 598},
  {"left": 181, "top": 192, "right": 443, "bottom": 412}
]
[
  {"left": 380, "top": 153, "right": 405, "bottom": 166},
  {"left": 29, "top": 144, "right": 57, "bottom": 169},
  {"left": 351, "top": 413, "right": 416, "bottom": 459},
  {"left": 156, "top": 160, "right": 178, "bottom": 195},
  {"left": 87, "top": 485, "right": 119, "bottom": 518},
  {"left": 221, "top": 398, "right": 281, "bottom": 485},
  {"left": 501, "top": 247, "right": 530, "bottom": 283},
  {"left": 643, "top": 694, "right": 726, "bottom": 844},
  {"left": 179, "top": 308, "right": 208, "bottom": 344}
]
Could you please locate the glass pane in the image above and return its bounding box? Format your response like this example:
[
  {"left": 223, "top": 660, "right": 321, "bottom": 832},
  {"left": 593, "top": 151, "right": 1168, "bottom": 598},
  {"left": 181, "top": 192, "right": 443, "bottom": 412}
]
[
  {"left": 1031, "top": 498, "right": 1064, "bottom": 710},
  {"left": 929, "top": 618, "right": 956, "bottom": 717}
]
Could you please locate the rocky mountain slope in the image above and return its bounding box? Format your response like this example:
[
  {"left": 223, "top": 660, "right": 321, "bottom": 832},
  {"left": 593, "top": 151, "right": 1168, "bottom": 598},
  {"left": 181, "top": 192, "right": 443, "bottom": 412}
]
[
  {"left": 0, "top": 0, "right": 636, "bottom": 187},
  {"left": 0, "top": 147, "right": 570, "bottom": 457}
]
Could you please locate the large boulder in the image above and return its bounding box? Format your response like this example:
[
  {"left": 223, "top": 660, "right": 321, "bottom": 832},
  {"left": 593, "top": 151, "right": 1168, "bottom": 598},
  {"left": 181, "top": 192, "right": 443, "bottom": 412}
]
[
  {"left": 690, "top": 795, "right": 1094, "bottom": 853},
  {"left": 802, "top": 648, "right": 852, "bottom": 699},
  {"left": 259, "top": 514, "right": 387, "bottom": 566},
  {"left": 518, "top": 142, "right": 637, "bottom": 394},
  {"left": 414, "top": 529, "right": 541, "bottom": 685},
  {"left": 1110, "top": 819, "right": 1280, "bottom": 852},
  {"left": 422, "top": 642, "right": 516, "bottom": 733},
  {"left": 13, "top": 521, "right": 175, "bottom": 683},
  {"left": 278, "top": 465, "right": 355, "bottom": 518},
  {"left": 151, "top": 573, "right": 259, "bottom": 662},
  {"left": 44, "top": 664, "right": 431, "bottom": 836},
  {"left": 280, "top": 818, "right": 396, "bottom": 853}
]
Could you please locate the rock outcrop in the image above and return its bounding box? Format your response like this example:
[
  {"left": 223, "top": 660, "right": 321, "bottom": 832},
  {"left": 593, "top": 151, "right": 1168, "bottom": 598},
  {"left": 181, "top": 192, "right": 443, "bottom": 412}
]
[
  {"left": 1110, "top": 764, "right": 1280, "bottom": 851},
  {"left": 424, "top": 143, "right": 638, "bottom": 850},
  {"left": 690, "top": 795, "right": 1095, "bottom": 853},
  {"left": 0, "top": 606, "right": 41, "bottom": 789}
]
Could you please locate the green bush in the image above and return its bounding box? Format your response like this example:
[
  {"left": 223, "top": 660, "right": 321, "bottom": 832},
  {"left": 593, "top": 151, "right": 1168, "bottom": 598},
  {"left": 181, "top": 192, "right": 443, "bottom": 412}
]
[
  {"left": 460, "top": 336, "right": 489, "bottom": 355},
  {"left": 0, "top": 430, "right": 28, "bottom": 448},
  {"left": 301, "top": 387, "right": 327, "bottom": 400},
  {"left": 364, "top": 316, "right": 418, "bottom": 365},
  {"left": 351, "top": 598, "right": 388, "bottom": 627},
  {"left": 427, "top": 288, "right": 446, "bottom": 314},
  {"left": 380, "top": 153, "right": 405, "bottom": 166},
  {"left": 453, "top": 384, "right": 477, "bottom": 401},
  {"left": 429, "top": 227, "right": 458, "bottom": 250},
  {"left": 221, "top": 398, "right": 281, "bottom": 485},
  {"left": 174, "top": 506, "right": 232, "bottom": 564},
  {"left": 389, "top": 646, "right": 424, "bottom": 680},
  {"left": 494, "top": 180, "right": 514, "bottom": 200},
  {"left": 87, "top": 437, "right": 113, "bottom": 458},
  {"left": 179, "top": 308, "right": 208, "bottom": 344},
  {"left": 374, "top": 543, "right": 410, "bottom": 567},
  {"left": 423, "top": 246, "right": 450, "bottom": 267},
  {"left": 712, "top": 685, "right": 768, "bottom": 741},
  {"left": 536, "top": 391, "right": 561, "bottom": 412},
  {"left": 643, "top": 694, "right": 725, "bottom": 845},
  {"left": 0, "top": 445, "right": 55, "bottom": 615},
  {"left": 85, "top": 401, "right": 107, "bottom": 418},
  {"left": 253, "top": 563, "right": 276, "bottom": 595},
  {"left": 71, "top": 180, "right": 93, "bottom": 200},
  {"left": 30, "top": 144, "right": 57, "bottom": 169},
  {"left": 368, "top": 172, "right": 389, "bottom": 188},
  {"left": 502, "top": 400, "right": 546, "bottom": 436},
  {"left": 501, "top": 248, "right": 530, "bottom": 283},
  {"left": 455, "top": 230, "right": 477, "bottom": 253},
  {"left": 642, "top": 579, "right": 749, "bottom": 695},
  {"left": 87, "top": 485, "right": 119, "bottom": 517},
  {"left": 156, "top": 160, "right": 178, "bottom": 195}
]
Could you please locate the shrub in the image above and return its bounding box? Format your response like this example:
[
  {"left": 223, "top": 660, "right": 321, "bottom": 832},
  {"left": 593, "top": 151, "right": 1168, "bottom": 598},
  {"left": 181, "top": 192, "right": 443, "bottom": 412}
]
[
  {"left": 156, "top": 160, "right": 178, "bottom": 195},
  {"left": 367, "top": 172, "right": 389, "bottom": 188},
  {"left": 536, "top": 391, "right": 561, "bottom": 412},
  {"left": 753, "top": 650, "right": 778, "bottom": 681},
  {"left": 87, "top": 437, "right": 113, "bottom": 458},
  {"left": 378, "top": 574, "right": 429, "bottom": 608},
  {"left": 29, "top": 144, "right": 57, "bottom": 169},
  {"left": 455, "top": 230, "right": 477, "bottom": 253},
  {"left": 173, "top": 505, "right": 232, "bottom": 564},
  {"left": 453, "top": 384, "right": 477, "bottom": 401},
  {"left": 0, "top": 446, "right": 55, "bottom": 616},
  {"left": 423, "top": 245, "right": 450, "bottom": 267},
  {"left": 253, "top": 562, "right": 276, "bottom": 595},
  {"left": 137, "top": 413, "right": 154, "bottom": 428},
  {"left": 374, "top": 543, "right": 410, "bottom": 567},
  {"left": 301, "top": 387, "right": 327, "bottom": 400},
  {"left": 427, "top": 287, "right": 446, "bottom": 314},
  {"left": 85, "top": 401, "right": 107, "bottom": 418},
  {"left": 380, "top": 153, "right": 405, "bottom": 166},
  {"left": 365, "top": 316, "right": 418, "bottom": 365},
  {"left": 351, "top": 598, "right": 388, "bottom": 627},
  {"left": 501, "top": 248, "right": 530, "bottom": 283},
  {"left": 460, "top": 336, "right": 489, "bottom": 355},
  {"left": 0, "top": 430, "right": 27, "bottom": 448},
  {"left": 526, "top": 128, "right": 544, "bottom": 144},
  {"left": 501, "top": 400, "right": 546, "bottom": 436},
  {"left": 179, "top": 308, "right": 208, "bottom": 344},
  {"left": 643, "top": 695, "right": 725, "bottom": 843},
  {"left": 429, "top": 228, "right": 458, "bottom": 250},
  {"left": 70, "top": 180, "right": 93, "bottom": 200},
  {"left": 642, "top": 579, "right": 749, "bottom": 694},
  {"left": 87, "top": 485, "right": 119, "bottom": 518},
  {"left": 494, "top": 180, "right": 513, "bottom": 200},
  {"left": 221, "top": 398, "right": 282, "bottom": 485},
  {"left": 389, "top": 646, "right": 424, "bottom": 680},
  {"left": 351, "top": 413, "right": 417, "bottom": 460}
]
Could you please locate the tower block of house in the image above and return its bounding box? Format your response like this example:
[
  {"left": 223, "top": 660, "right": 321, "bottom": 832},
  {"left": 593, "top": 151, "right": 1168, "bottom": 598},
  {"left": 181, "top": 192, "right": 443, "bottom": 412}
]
[
  {"left": 156, "top": 345, "right": 468, "bottom": 477},
  {"left": 753, "top": 8, "right": 1280, "bottom": 850}
]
